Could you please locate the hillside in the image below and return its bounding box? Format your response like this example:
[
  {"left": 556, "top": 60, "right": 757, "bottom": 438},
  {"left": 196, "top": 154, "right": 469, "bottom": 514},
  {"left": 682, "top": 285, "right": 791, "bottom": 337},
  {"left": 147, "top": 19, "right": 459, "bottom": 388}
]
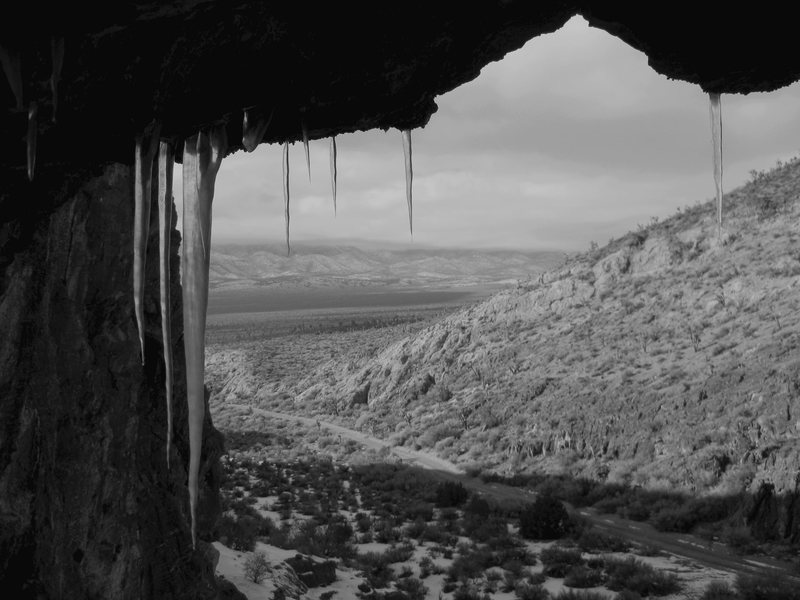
[
  {"left": 209, "top": 244, "right": 565, "bottom": 290},
  {"left": 236, "top": 157, "right": 800, "bottom": 504}
]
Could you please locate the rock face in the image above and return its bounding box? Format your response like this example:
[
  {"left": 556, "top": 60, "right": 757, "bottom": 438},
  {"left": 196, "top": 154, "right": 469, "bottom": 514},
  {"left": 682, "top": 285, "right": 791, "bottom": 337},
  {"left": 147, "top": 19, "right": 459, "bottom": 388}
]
[{"left": 0, "top": 164, "right": 223, "bottom": 598}]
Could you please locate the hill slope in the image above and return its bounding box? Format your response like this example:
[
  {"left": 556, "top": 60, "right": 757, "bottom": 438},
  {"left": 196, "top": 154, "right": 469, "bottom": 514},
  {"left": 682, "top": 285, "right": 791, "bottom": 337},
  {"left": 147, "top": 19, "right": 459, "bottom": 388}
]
[{"left": 276, "top": 158, "right": 800, "bottom": 500}]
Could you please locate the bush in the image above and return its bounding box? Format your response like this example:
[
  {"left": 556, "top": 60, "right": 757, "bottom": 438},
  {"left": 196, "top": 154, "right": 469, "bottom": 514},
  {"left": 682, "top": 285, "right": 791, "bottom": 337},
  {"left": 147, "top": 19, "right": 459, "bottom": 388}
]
[
  {"left": 736, "top": 574, "right": 800, "bottom": 600},
  {"left": 515, "top": 582, "right": 551, "bottom": 600},
  {"left": 217, "top": 514, "right": 256, "bottom": 551},
  {"left": 519, "top": 496, "right": 570, "bottom": 540},
  {"left": 563, "top": 566, "right": 604, "bottom": 588},
  {"left": 604, "top": 556, "right": 680, "bottom": 596},
  {"left": 243, "top": 551, "right": 270, "bottom": 584},
  {"left": 556, "top": 591, "right": 607, "bottom": 600},
  {"left": 395, "top": 576, "right": 428, "bottom": 600},
  {"left": 540, "top": 546, "right": 584, "bottom": 578},
  {"left": 701, "top": 581, "right": 737, "bottom": 600},
  {"left": 435, "top": 481, "right": 469, "bottom": 507},
  {"left": 576, "top": 530, "right": 630, "bottom": 553}
]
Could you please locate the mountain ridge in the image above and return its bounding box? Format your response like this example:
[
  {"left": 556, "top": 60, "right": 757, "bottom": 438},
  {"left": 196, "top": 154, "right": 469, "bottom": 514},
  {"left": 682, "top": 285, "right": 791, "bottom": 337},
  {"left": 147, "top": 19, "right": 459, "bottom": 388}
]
[{"left": 209, "top": 244, "right": 567, "bottom": 291}]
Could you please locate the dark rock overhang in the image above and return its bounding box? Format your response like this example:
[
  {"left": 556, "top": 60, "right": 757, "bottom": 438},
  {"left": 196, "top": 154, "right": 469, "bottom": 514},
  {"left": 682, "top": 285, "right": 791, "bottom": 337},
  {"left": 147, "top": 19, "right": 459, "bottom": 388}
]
[{"left": 2, "top": 1, "right": 800, "bottom": 181}]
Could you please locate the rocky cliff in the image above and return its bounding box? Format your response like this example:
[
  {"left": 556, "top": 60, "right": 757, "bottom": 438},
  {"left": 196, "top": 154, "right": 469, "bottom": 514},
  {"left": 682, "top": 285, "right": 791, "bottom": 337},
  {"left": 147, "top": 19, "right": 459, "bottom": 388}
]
[{"left": 0, "top": 165, "right": 223, "bottom": 598}]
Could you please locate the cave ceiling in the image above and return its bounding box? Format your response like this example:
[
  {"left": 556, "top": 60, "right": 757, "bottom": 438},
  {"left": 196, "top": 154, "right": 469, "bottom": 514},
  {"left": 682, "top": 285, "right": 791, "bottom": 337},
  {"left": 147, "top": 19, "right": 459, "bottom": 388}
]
[{"left": 1, "top": 1, "right": 800, "bottom": 181}]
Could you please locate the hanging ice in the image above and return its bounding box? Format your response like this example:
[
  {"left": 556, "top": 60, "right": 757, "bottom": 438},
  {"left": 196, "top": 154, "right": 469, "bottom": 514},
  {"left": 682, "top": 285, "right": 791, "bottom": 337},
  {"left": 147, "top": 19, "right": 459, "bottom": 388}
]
[
  {"left": 182, "top": 124, "right": 227, "bottom": 549},
  {"left": 283, "top": 141, "right": 291, "bottom": 254},
  {"left": 302, "top": 122, "right": 311, "bottom": 181},
  {"left": 158, "top": 141, "right": 175, "bottom": 469},
  {"left": 401, "top": 129, "right": 413, "bottom": 235},
  {"left": 242, "top": 107, "right": 272, "bottom": 152},
  {"left": 26, "top": 102, "right": 37, "bottom": 181},
  {"left": 50, "top": 37, "right": 65, "bottom": 122},
  {"left": 709, "top": 93, "right": 723, "bottom": 232},
  {"left": 133, "top": 122, "right": 160, "bottom": 363},
  {"left": 0, "top": 44, "right": 23, "bottom": 110},
  {"left": 330, "top": 136, "right": 337, "bottom": 214}
]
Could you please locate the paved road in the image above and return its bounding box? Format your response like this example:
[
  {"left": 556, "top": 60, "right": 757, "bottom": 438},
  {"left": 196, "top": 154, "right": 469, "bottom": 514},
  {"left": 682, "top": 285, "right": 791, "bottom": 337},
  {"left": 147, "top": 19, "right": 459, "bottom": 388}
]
[{"left": 237, "top": 405, "right": 799, "bottom": 581}]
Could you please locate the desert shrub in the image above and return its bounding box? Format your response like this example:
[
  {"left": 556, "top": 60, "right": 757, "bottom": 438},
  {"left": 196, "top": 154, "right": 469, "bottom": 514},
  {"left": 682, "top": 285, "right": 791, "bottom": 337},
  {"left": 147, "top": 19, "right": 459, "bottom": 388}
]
[
  {"left": 462, "top": 513, "right": 508, "bottom": 543},
  {"left": 701, "top": 581, "right": 737, "bottom": 600},
  {"left": 576, "top": 530, "right": 630, "bottom": 553},
  {"left": 515, "top": 582, "right": 551, "bottom": 600},
  {"left": 613, "top": 592, "right": 642, "bottom": 600},
  {"left": 563, "top": 565, "right": 604, "bottom": 588},
  {"left": 604, "top": 556, "right": 680, "bottom": 596},
  {"left": 720, "top": 525, "right": 758, "bottom": 554},
  {"left": 736, "top": 574, "right": 800, "bottom": 600},
  {"left": 453, "top": 584, "right": 492, "bottom": 600},
  {"left": 435, "top": 481, "right": 469, "bottom": 507},
  {"left": 217, "top": 514, "right": 256, "bottom": 551},
  {"left": 519, "top": 496, "right": 570, "bottom": 540},
  {"left": 540, "top": 546, "right": 584, "bottom": 578},
  {"left": 243, "top": 551, "right": 270, "bottom": 584},
  {"left": 447, "top": 547, "right": 494, "bottom": 582},
  {"left": 395, "top": 577, "right": 428, "bottom": 600},
  {"left": 556, "top": 591, "right": 607, "bottom": 600}
]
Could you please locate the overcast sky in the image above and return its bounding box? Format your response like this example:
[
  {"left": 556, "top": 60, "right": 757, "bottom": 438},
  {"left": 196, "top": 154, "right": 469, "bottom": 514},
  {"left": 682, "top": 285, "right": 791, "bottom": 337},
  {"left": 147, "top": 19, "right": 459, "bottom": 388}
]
[{"left": 176, "top": 16, "right": 800, "bottom": 252}]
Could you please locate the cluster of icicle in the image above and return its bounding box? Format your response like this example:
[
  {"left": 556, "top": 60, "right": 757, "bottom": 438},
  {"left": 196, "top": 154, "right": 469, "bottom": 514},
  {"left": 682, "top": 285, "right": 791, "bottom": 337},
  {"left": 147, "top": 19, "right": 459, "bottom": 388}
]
[
  {"left": 0, "top": 37, "right": 64, "bottom": 181},
  {"left": 132, "top": 107, "right": 416, "bottom": 549}
]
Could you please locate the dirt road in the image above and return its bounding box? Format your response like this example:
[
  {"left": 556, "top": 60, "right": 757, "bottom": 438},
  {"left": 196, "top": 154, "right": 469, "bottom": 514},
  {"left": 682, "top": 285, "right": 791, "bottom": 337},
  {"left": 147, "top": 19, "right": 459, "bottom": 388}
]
[{"left": 238, "top": 405, "right": 799, "bottom": 581}]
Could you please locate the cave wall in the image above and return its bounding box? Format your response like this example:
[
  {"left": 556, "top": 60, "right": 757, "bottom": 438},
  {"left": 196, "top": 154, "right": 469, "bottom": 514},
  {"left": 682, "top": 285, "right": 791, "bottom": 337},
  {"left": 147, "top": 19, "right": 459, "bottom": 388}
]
[{"left": 0, "top": 164, "right": 223, "bottom": 599}]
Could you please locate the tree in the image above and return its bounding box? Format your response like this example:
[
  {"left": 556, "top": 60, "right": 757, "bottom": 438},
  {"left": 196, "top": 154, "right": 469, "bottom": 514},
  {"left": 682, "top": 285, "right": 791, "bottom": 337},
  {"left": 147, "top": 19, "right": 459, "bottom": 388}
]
[
  {"left": 518, "top": 496, "right": 569, "bottom": 540},
  {"left": 243, "top": 551, "right": 271, "bottom": 584}
]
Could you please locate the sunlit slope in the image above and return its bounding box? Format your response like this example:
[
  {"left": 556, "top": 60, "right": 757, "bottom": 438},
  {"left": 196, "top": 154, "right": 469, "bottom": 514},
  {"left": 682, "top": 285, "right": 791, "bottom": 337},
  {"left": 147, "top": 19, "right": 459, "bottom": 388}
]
[{"left": 295, "top": 158, "right": 800, "bottom": 494}]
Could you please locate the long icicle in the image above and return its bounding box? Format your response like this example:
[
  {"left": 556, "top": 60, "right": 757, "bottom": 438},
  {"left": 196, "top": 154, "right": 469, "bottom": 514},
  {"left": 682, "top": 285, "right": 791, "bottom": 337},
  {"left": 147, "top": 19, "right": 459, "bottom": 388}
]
[
  {"left": 26, "top": 102, "right": 37, "bottom": 181},
  {"left": 242, "top": 107, "right": 272, "bottom": 153},
  {"left": 330, "top": 136, "right": 337, "bottom": 215},
  {"left": 133, "top": 122, "right": 161, "bottom": 364},
  {"left": 0, "top": 44, "right": 23, "bottom": 111},
  {"left": 302, "top": 122, "right": 311, "bottom": 181},
  {"left": 401, "top": 129, "right": 413, "bottom": 235},
  {"left": 283, "top": 142, "right": 291, "bottom": 254},
  {"left": 50, "top": 37, "right": 65, "bottom": 122},
  {"left": 158, "top": 141, "right": 175, "bottom": 469},
  {"left": 182, "top": 124, "right": 227, "bottom": 549},
  {"left": 709, "top": 92, "right": 723, "bottom": 236}
]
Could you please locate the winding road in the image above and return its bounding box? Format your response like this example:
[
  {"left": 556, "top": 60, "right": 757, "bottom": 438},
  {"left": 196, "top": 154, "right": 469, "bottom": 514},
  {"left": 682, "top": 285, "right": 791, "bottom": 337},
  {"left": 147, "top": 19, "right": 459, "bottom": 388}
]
[{"left": 234, "top": 404, "right": 799, "bottom": 581}]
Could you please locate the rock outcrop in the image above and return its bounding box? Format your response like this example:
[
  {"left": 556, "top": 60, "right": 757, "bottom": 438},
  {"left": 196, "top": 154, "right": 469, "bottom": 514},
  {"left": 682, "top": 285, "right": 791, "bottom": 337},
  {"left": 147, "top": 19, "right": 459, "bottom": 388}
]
[{"left": 0, "top": 165, "right": 223, "bottom": 598}]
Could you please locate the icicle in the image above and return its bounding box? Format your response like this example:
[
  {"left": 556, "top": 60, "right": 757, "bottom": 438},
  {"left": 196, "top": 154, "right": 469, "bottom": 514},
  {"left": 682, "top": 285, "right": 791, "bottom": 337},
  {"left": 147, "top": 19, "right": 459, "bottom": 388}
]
[
  {"left": 329, "top": 136, "right": 337, "bottom": 215},
  {"left": 283, "top": 141, "right": 291, "bottom": 254},
  {"left": 401, "top": 129, "right": 413, "bottom": 235},
  {"left": 158, "top": 141, "right": 175, "bottom": 469},
  {"left": 50, "top": 37, "right": 65, "bottom": 122},
  {"left": 302, "top": 122, "right": 311, "bottom": 181},
  {"left": 133, "top": 122, "right": 161, "bottom": 364},
  {"left": 26, "top": 102, "right": 37, "bottom": 181},
  {"left": 0, "top": 44, "right": 23, "bottom": 111},
  {"left": 709, "top": 92, "right": 723, "bottom": 235},
  {"left": 242, "top": 107, "right": 272, "bottom": 152},
  {"left": 182, "top": 124, "right": 227, "bottom": 550}
]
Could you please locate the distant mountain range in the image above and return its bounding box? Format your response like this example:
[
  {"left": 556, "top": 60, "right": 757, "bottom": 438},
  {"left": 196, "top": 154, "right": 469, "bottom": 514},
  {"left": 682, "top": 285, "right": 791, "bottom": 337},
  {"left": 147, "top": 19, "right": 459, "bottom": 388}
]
[{"left": 209, "top": 243, "right": 566, "bottom": 290}]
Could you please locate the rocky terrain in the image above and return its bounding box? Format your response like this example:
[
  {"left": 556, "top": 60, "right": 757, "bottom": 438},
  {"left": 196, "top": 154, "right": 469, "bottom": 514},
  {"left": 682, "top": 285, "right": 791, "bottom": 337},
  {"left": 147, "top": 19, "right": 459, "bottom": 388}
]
[{"left": 210, "top": 157, "right": 800, "bottom": 542}]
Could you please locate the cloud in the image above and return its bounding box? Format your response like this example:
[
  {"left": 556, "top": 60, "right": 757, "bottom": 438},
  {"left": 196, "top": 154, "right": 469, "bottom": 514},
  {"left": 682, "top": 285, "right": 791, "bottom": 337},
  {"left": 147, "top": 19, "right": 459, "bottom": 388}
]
[{"left": 174, "top": 16, "right": 800, "bottom": 251}]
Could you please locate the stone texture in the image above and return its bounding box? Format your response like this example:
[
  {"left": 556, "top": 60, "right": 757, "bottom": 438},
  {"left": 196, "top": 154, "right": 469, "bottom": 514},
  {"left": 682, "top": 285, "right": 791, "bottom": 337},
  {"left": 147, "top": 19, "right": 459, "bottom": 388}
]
[{"left": 0, "top": 164, "right": 223, "bottom": 599}]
